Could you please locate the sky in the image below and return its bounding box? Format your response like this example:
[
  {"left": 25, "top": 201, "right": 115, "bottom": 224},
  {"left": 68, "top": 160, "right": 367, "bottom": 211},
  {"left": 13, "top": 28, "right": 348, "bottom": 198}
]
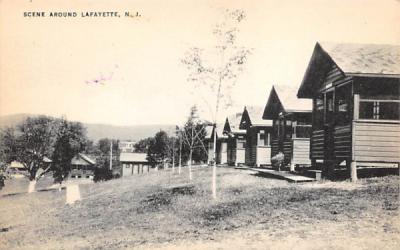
[{"left": 1, "top": 0, "right": 399, "bottom": 126}]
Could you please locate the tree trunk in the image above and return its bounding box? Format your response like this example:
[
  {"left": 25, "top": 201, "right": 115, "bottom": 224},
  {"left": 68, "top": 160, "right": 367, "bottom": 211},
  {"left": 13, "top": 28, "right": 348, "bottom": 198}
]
[
  {"left": 178, "top": 141, "right": 182, "bottom": 175},
  {"left": 189, "top": 149, "right": 193, "bottom": 181},
  {"left": 212, "top": 124, "right": 217, "bottom": 200},
  {"left": 172, "top": 148, "right": 175, "bottom": 173}
]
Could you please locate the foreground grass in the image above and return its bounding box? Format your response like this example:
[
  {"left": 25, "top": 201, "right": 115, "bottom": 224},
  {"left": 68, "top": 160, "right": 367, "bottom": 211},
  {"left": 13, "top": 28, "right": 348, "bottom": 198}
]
[{"left": 0, "top": 167, "right": 399, "bottom": 249}]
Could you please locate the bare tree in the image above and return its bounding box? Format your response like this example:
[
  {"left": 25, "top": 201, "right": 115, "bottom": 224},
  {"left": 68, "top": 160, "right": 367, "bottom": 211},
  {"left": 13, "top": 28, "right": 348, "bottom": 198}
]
[
  {"left": 182, "top": 9, "right": 251, "bottom": 199},
  {"left": 180, "top": 106, "right": 207, "bottom": 181}
]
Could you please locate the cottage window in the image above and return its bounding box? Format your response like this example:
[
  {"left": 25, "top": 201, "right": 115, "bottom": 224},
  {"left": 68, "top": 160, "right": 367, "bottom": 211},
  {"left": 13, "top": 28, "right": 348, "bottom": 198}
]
[
  {"left": 285, "top": 120, "right": 292, "bottom": 139},
  {"left": 258, "top": 130, "right": 265, "bottom": 146},
  {"left": 359, "top": 100, "right": 400, "bottom": 120},
  {"left": 294, "top": 125, "right": 312, "bottom": 138},
  {"left": 237, "top": 140, "right": 246, "bottom": 149},
  {"left": 258, "top": 130, "right": 270, "bottom": 146},
  {"left": 335, "top": 85, "right": 351, "bottom": 126}
]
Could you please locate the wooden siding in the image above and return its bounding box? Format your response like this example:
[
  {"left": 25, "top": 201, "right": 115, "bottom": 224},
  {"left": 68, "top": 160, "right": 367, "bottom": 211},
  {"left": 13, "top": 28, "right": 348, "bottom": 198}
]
[
  {"left": 292, "top": 138, "right": 311, "bottom": 165},
  {"left": 283, "top": 139, "right": 292, "bottom": 164},
  {"left": 219, "top": 142, "right": 228, "bottom": 164},
  {"left": 311, "top": 129, "right": 325, "bottom": 159},
  {"left": 271, "top": 139, "right": 279, "bottom": 157},
  {"left": 323, "top": 64, "right": 344, "bottom": 88},
  {"left": 256, "top": 146, "right": 271, "bottom": 166},
  {"left": 245, "top": 127, "right": 258, "bottom": 166},
  {"left": 333, "top": 125, "right": 352, "bottom": 159},
  {"left": 236, "top": 148, "right": 245, "bottom": 165},
  {"left": 227, "top": 138, "right": 234, "bottom": 165},
  {"left": 353, "top": 121, "right": 400, "bottom": 163},
  {"left": 207, "top": 141, "right": 214, "bottom": 164}
]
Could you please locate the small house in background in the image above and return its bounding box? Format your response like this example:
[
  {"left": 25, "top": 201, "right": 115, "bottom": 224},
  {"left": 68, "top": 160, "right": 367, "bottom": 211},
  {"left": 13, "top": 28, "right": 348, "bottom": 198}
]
[
  {"left": 297, "top": 42, "right": 400, "bottom": 181},
  {"left": 263, "top": 85, "right": 312, "bottom": 171},
  {"left": 239, "top": 106, "right": 273, "bottom": 167},
  {"left": 119, "top": 141, "right": 136, "bottom": 153},
  {"left": 223, "top": 112, "right": 246, "bottom": 166},
  {"left": 6, "top": 161, "right": 26, "bottom": 176},
  {"left": 119, "top": 152, "right": 150, "bottom": 176},
  {"left": 70, "top": 153, "right": 96, "bottom": 179}
]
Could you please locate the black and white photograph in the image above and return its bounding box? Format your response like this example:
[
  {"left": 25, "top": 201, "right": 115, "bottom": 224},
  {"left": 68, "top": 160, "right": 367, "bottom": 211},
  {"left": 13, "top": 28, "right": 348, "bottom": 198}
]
[{"left": 0, "top": 0, "right": 399, "bottom": 249}]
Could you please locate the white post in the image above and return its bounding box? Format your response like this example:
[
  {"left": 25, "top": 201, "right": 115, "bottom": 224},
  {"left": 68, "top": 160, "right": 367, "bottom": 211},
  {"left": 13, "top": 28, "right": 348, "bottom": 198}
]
[
  {"left": 109, "top": 141, "right": 113, "bottom": 170},
  {"left": 28, "top": 180, "right": 36, "bottom": 193},
  {"left": 351, "top": 161, "right": 358, "bottom": 182},
  {"left": 189, "top": 150, "right": 193, "bottom": 181}
]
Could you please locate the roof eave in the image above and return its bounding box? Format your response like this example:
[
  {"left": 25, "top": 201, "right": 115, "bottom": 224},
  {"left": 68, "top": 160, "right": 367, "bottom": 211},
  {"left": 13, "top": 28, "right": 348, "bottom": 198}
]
[{"left": 346, "top": 73, "right": 400, "bottom": 78}]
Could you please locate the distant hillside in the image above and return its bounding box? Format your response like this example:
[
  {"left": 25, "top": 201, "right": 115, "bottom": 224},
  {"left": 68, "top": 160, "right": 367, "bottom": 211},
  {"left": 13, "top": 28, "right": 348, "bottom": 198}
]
[{"left": 0, "top": 113, "right": 176, "bottom": 142}]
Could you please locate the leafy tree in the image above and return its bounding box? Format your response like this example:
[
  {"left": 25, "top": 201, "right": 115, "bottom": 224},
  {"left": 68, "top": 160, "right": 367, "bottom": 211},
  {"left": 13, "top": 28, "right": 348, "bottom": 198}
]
[
  {"left": 0, "top": 131, "right": 11, "bottom": 189},
  {"left": 97, "top": 138, "right": 119, "bottom": 156},
  {"left": 51, "top": 119, "right": 87, "bottom": 184},
  {"left": 1, "top": 116, "right": 58, "bottom": 181},
  {"left": 146, "top": 131, "right": 169, "bottom": 168},
  {"left": 93, "top": 167, "right": 113, "bottom": 182},
  {"left": 182, "top": 9, "right": 251, "bottom": 199},
  {"left": 93, "top": 138, "right": 119, "bottom": 178},
  {"left": 134, "top": 137, "right": 153, "bottom": 153}
]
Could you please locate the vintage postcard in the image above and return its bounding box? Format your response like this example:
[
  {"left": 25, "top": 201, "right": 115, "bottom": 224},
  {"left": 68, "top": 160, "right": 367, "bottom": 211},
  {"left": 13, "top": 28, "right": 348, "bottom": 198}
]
[{"left": 0, "top": 0, "right": 399, "bottom": 249}]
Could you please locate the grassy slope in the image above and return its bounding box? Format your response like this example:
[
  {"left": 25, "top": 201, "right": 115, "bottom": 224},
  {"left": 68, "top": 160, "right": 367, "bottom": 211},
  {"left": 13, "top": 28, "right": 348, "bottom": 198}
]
[{"left": 0, "top": 167, "right": 399, "bottom": 250}]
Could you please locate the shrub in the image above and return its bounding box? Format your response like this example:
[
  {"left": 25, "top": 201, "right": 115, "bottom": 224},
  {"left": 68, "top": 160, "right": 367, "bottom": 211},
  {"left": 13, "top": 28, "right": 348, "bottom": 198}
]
[{"left": 93, "top": 167, "right": 113, "bottom": 182}]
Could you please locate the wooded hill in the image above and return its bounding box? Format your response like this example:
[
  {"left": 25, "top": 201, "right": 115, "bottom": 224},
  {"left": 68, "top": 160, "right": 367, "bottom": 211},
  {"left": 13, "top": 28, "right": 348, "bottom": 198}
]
[{"left": 0, "top": 113, "right": 176, "bottom": 142}]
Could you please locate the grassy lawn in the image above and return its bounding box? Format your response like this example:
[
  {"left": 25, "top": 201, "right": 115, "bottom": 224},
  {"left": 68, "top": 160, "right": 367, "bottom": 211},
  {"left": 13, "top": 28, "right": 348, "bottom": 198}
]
[{"left": 0, "top": 167, "right": 399, "bottom": 250}]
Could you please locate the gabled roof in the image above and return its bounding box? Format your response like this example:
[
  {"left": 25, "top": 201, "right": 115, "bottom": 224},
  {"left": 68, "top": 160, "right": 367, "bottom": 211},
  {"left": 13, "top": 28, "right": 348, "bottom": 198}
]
[
  {"left": 224, "top": 112, "right": 246, "bottom": 135},
  {"left": 204, "top": 124, "right": 214, "bottom": 139},
  {"left": 119, "top": 152, "right": 148, "bottom": 163},
  {"left": 216, "top": 123, "right": 227, "bottom": 139},
  {"left": 240, "top": 106, "right": 272, "bottom": 129},
  {"left": 205, "top": 123, "right": 228, "bottom": 140},
  {"left": 263, "top": 85, "right": 312, "bottom": 119},
  {"left": 71, "top": 153, "right": 96, "bottom": 166},
  {"left": 298, "top": 42, "right": 400, "bottom": 98},
  {"left": 320, "top": 42, "right": 400, "bottom": 75}
]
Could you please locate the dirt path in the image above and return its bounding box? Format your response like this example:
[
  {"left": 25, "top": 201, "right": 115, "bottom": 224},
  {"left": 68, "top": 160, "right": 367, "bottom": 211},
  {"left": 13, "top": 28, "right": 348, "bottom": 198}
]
[{"left": 66, "top": 184, "right": 81, "bottom": 205}]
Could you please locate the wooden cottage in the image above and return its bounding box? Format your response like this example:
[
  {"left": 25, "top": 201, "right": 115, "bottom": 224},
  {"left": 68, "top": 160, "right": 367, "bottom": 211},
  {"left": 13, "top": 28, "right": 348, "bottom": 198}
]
[
  {"left": 119, "top": 152, "right": 150, "bottom": 176},
  {"left": 297, "top": 42, "right": 400, "bottom": 181},
  {"left": 70, "top": 153, "right": 96, "bottom": 179},
  {"left": 239, "top": 106, "right": 273, "bottom": 167},
  {"left": 263, "top": 85, "right": 313, "bottom": 171},
  {"left": 223, "top": 112, "right": 246, "bottom": 166}
]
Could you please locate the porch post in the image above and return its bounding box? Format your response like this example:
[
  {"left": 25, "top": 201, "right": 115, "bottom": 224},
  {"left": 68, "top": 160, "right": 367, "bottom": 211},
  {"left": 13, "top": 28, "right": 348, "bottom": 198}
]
[
  {"left": 350, "top": 161, "right": 358, "bottom": 182},
  {"left": 290, "top": 162, "right": 295, "bottom": 172}
]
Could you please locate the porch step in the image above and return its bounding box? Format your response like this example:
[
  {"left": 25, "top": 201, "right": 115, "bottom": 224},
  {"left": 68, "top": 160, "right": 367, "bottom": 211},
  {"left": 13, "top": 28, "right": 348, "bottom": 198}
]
[{"left": 249, "top": 168, "right": 316, "bottom": 183}]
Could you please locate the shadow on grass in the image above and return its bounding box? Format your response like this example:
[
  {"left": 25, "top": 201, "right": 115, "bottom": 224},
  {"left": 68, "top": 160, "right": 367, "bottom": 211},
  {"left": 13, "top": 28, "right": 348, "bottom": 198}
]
[
  {"left": 1, "top": 187, "right": 66, "bottom": 198},
  {"left": 138, "top": 185, "right": 196, "bottom": 213}
]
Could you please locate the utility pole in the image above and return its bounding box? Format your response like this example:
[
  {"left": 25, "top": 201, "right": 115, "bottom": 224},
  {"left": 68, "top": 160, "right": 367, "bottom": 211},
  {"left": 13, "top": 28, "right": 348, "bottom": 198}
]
[{"left": 109, "top": 140, "right": 113, "bottom": 170}]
